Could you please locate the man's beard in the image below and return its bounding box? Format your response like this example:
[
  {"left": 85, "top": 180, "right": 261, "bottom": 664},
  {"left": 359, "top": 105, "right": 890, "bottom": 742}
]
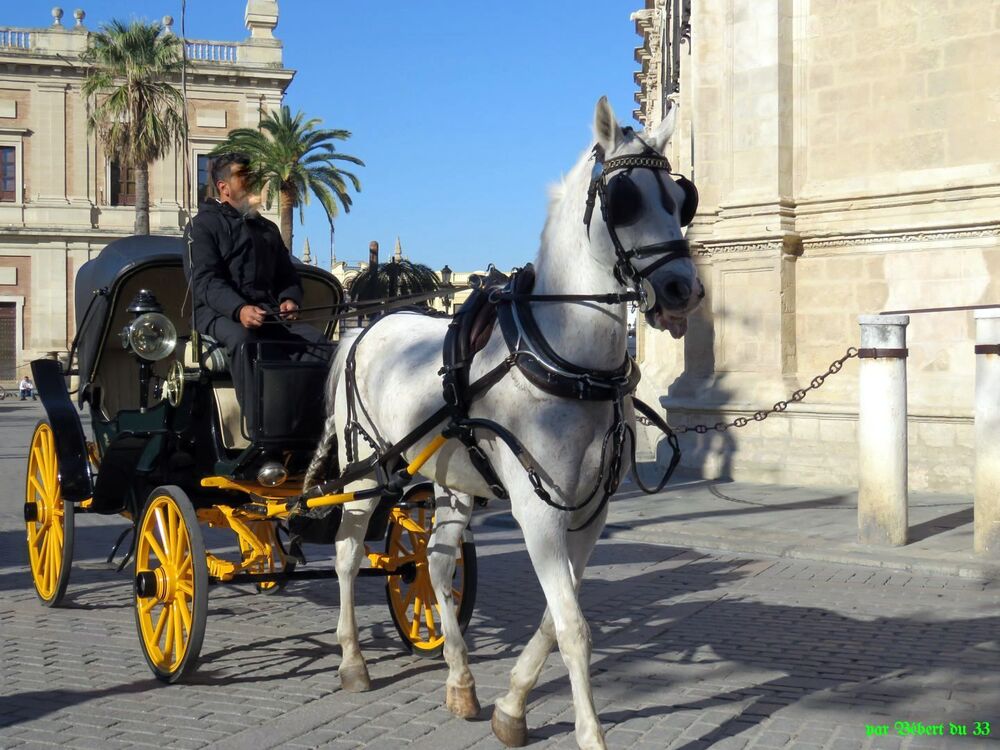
[{"left": 238, "top": 194, "right": 261, "bottom": 217}]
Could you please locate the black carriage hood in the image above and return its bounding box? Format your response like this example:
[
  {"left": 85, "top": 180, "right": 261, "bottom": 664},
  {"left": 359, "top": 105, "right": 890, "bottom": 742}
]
[
  {"left": 73, "top": 234, "right": 339, "bottom": 407},
  {"left": 73, "top": 236, "right": 186, "bottom": 405}
]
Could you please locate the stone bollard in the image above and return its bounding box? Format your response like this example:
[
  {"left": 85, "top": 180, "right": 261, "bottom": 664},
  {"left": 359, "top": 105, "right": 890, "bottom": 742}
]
[
  {"left": 857, "top": 314, "right": 909, "bottom": 546},
  {"left": 974, "top": 310, "right": 1000, "bottom": 554}
]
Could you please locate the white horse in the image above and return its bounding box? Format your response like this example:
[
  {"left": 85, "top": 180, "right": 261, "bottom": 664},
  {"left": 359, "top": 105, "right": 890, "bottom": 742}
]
[{"left": 304, "top": 97, "right": 703, "bottom": 749}]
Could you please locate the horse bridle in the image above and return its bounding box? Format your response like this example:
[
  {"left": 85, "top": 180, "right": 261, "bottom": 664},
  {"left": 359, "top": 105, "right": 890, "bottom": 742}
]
[{"left": 583, "top": 137, "right": 698, "bottom": 312}]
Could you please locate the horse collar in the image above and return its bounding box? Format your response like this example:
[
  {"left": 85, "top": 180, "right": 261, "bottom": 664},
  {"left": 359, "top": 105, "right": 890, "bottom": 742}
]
[{"left": 495, "top": 266, "right": 641, "bottom": 402}]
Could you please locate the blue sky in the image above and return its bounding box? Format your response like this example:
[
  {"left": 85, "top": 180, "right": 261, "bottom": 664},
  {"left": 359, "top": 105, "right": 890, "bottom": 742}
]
[{"left": 7, "top": 1, "right": 646, "bottom": 271}]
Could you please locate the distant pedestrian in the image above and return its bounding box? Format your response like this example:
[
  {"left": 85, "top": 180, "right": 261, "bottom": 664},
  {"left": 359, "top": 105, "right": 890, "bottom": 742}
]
[{"left": 19, "top": 376, "right": 35, "bottom": 400}]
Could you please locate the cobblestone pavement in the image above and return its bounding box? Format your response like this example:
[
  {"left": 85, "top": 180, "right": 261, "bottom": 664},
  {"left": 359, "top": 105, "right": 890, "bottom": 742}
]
[{"left": 2, "top": 401, "right": 999, "bottom": 750}]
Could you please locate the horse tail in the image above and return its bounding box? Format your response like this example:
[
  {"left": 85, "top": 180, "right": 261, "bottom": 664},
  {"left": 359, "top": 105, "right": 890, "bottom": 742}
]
[{"left": 303, "top": 332, "right": 356, "bottom": 490}]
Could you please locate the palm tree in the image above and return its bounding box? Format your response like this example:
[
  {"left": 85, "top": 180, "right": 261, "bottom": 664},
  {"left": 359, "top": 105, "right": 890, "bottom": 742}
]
[
  {"left": 81, "top": 19, "right": 186, "bottom": 235},
  {"left": 212, "top": 106, "right": 363, "bottom": 251}
]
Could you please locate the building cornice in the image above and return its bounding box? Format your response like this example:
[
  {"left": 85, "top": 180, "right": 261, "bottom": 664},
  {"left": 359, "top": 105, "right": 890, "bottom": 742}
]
[{"left": 800, "top": 223, "right": 1000, "bottom": 251}]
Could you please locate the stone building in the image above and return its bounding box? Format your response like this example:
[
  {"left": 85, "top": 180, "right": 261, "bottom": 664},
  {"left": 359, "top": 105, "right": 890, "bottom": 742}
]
[
  {"left": 632, "top": 0, "right": 1000, "bottom": 493},
  {"left": 0, "top": 1, "right": 290, "bottom": 380}
]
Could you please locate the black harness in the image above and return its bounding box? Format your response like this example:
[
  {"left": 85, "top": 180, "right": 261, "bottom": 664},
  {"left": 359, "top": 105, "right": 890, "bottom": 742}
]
[
  {"left": 583, "top": 132, "right": 699, "bottom": 311},
  {"left": 325, "top": 138, "right": 695, "bottom": 530}
]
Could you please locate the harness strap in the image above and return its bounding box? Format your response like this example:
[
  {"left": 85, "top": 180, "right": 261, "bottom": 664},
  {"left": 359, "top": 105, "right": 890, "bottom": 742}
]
[{"left": 628, "top": 396, "right": 682, "bottom": 494}]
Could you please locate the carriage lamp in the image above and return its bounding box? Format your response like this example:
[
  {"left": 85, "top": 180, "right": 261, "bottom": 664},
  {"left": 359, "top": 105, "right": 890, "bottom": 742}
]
[
  {"left": 121, "top": 290, "right": 177, "bottom": 362},
  {"left": 121, "top": 290, "right": 178, "bottom": 412}
]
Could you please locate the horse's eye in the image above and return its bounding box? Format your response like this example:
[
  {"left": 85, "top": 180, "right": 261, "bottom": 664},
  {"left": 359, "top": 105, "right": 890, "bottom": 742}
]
[{"left": 607, "top": 174, "right": 641, "bottom": 226}]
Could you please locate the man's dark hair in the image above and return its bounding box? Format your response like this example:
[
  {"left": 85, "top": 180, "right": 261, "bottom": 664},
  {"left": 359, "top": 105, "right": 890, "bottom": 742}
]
[{"left": 211, "top": 152, "right": 251, "bottom": 186}]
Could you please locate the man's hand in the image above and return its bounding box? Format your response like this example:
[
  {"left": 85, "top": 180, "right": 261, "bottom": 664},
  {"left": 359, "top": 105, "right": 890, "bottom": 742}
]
[
  {"left": 279, "top": 300, "right": 299, "bottom": 321},
  {"left": 239, "top": 305, "right": 268, "bottom": 329}
]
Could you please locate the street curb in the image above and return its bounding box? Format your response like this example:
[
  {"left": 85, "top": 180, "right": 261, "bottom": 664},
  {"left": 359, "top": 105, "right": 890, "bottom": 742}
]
[{"left": 481, "top": 513, "right": 1000, "bottom": 582}]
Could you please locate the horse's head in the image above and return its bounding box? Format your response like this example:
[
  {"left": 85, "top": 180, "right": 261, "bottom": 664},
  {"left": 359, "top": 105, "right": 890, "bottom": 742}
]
[{"left": 585, "top": 97, "right": 704, "bottom": 339}]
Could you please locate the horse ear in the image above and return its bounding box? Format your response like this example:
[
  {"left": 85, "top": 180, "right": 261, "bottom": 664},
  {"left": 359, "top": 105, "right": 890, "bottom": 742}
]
[
  {"left": 646, "top": 100, "right": 678, "bottom": 153},
  {"left": 593, "top": 96, "right": 622, "bottom": 153}
]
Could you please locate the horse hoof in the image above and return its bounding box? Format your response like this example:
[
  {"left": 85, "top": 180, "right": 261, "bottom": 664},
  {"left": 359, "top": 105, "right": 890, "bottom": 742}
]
[
  {"left": 446, "top": 684, "right": 481, "bottom": 719},
  {"left": 491, "top": 705, "right": 528, "bottom": 747},
  {"left": 339, "top": 662, "right": 371, "bottom": 693}
]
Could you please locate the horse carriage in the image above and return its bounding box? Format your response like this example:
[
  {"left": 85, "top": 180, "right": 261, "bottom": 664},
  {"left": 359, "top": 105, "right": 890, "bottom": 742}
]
[
  {"left": 23, "top": 234, "right": 476, "bottom": 683},
  {"left": 24, "top": 97, "right": 701, "bottom": 748}
]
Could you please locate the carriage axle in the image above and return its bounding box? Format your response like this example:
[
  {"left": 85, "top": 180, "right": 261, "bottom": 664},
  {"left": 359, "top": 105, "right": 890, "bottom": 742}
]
[{"left": 206, "top": 562, "right": 417, "bottom": 586}]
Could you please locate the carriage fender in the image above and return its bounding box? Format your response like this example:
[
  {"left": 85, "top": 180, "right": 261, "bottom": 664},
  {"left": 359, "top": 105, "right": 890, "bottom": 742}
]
[{"left": 30, "top": 358, "right": 94, "bottom": 503}]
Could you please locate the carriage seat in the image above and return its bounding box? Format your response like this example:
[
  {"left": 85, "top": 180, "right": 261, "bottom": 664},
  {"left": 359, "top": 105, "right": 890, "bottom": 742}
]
[
  {"left": 179, "top": 334, "right": 248, "bottom": 449},
  {"left": 182, "top": 333, "right": 230, "bottom": 373}
]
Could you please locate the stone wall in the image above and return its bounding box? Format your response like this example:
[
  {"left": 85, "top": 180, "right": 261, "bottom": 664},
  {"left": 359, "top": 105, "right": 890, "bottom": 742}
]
[{"left": 634, "top": 0, "right": 1000, "bottom": 493}]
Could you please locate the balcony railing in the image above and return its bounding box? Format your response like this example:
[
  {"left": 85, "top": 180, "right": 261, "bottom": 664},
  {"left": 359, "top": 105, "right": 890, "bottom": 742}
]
[
  {"left": 185, "top": 41, "right": 237, "bottom": 63},
  {"left": 0, "top": 29, "right": 31, "bottom": 49}
]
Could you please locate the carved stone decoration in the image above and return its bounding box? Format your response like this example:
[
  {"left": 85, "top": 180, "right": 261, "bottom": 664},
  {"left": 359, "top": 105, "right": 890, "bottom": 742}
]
[
  {"left": 802, "top": 225, "right": 1000, "bottom": 251},
  {"left": 697, "top": 234, "right": 802, "bottom": 258},
  {"left": 631, "top": 0, "right": 691, "bottom": 126}
]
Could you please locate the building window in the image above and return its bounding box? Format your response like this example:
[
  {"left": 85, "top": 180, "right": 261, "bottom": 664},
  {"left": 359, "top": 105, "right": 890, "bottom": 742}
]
[
  {"left": 0, "top": 301, "right": 15, "bottom": 380},
  {"left": 109, "top": 160, "right": 136, "bottom": 206},
  {"left": 0, "top": 147, "right": 15, "bottom": 202},
  {"left": 197, "top": 154, "right": 218, "bottom": 204}
]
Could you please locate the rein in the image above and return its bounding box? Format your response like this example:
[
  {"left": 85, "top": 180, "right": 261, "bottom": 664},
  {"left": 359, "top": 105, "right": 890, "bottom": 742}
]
[{"left": 264, "top": 284, "right": 471, "bottom": 327}]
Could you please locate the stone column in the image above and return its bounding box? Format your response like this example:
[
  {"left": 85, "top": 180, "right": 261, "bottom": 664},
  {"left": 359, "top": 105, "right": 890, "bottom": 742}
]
[
  {"left": 29, "top": 244, "right": 69, "bottom": 353},
  {"left": 857, "top": 314, "right": 909, "bottom": 546},
  {"left": 34, "top": 82, "right": 69, "bottom": 204},
  {"left": 974, "top": 310, "right": 1000, "bottom": 554}
]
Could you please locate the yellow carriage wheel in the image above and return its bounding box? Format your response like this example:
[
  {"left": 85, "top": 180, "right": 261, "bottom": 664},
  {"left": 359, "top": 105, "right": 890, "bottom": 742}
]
[
  {"left": 384, "top": 485, "right": 478, "bottom": 659},
  {"left": 24, "top": 421, "right": 75, "bottom": 606},
  {"left": 133, "top": 486, "right": 208, "bottom": 683}
]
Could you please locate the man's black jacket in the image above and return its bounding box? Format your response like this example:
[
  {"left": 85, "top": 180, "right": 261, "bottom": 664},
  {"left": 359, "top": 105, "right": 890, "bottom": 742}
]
[{"left": 183, "top": 199, "right": 303, "bottom": 334}]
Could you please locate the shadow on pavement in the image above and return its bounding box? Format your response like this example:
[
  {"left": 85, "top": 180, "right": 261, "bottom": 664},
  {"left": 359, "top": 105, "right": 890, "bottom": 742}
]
[{"left": 3, "top": 535, "right": 998, "bottom": 749}]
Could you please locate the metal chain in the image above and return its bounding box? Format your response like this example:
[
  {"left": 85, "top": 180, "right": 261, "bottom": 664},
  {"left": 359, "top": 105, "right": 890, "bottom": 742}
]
[{"left": 636, "top": 347, "right": 860, "bottom": 434}]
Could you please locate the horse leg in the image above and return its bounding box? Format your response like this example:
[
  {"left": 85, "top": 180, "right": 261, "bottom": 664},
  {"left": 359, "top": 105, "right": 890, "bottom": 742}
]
[
  {"left": 492, "top": 507, "right": 607, "bottom": 749},
  {"left": 334, "top": 486, "right": 379, "bottom": 692},
  {"left": 427, "top": 488, "right": 479, "bottom": 719}
]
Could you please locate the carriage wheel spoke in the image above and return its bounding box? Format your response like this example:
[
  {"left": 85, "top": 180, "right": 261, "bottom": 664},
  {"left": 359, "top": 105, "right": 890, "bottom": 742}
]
[
  {"left": 424, "top": 602, "right": 437, "bottom": 638},
  {"left": 175, "top": 555, "right": 192, "bottom": 580},
  {"left": 154, "top": 508, "right": 170, "bottom": 560},
  {"left": 143, "top": 530, "right": 168, "bottom": 566},
  {"left": 171, "top": 603, "right": 185, "bottom": 661},
  {"left": 165, "top": 509, "right": 177, "bottom": 565},
  {"left": 31, "top": 447, "right": 45, "bottom": 481},
  {"left": 28, "top": 474, "right": 45, "bottom": 499},
  {"left": 42, "top": 535, "right": 55, "bottom": 591},
  {"left": 50, "top": 517, "right": 64, "bottom": 548},
  {"left": 159, "top": 607, "right": 174, "bottom": 660},
  {"left": 402, "top": 581, "right": 418, "bottom": 610},
  {"left": 174, "top": 595, "right": 192, "bottom": 633},
  {"left": 150, "top": 605, "right": 169, "bottom": 655},
  {"left": 410, "top": 595, "right": 423, "bottom": 639},
  {"left": 139, "top": 597, "right": 156, "bottom": 617}
]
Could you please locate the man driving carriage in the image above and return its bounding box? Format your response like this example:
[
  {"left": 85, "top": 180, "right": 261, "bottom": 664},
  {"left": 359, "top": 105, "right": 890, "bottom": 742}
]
[{"left": 183, "top": 152, "right": 330, "bottom": 461}]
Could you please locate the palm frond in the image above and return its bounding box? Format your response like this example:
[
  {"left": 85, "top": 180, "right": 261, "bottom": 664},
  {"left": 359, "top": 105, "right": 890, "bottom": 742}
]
[{"left": 211, "top": 104, "right": 364, "bottom": 246}]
